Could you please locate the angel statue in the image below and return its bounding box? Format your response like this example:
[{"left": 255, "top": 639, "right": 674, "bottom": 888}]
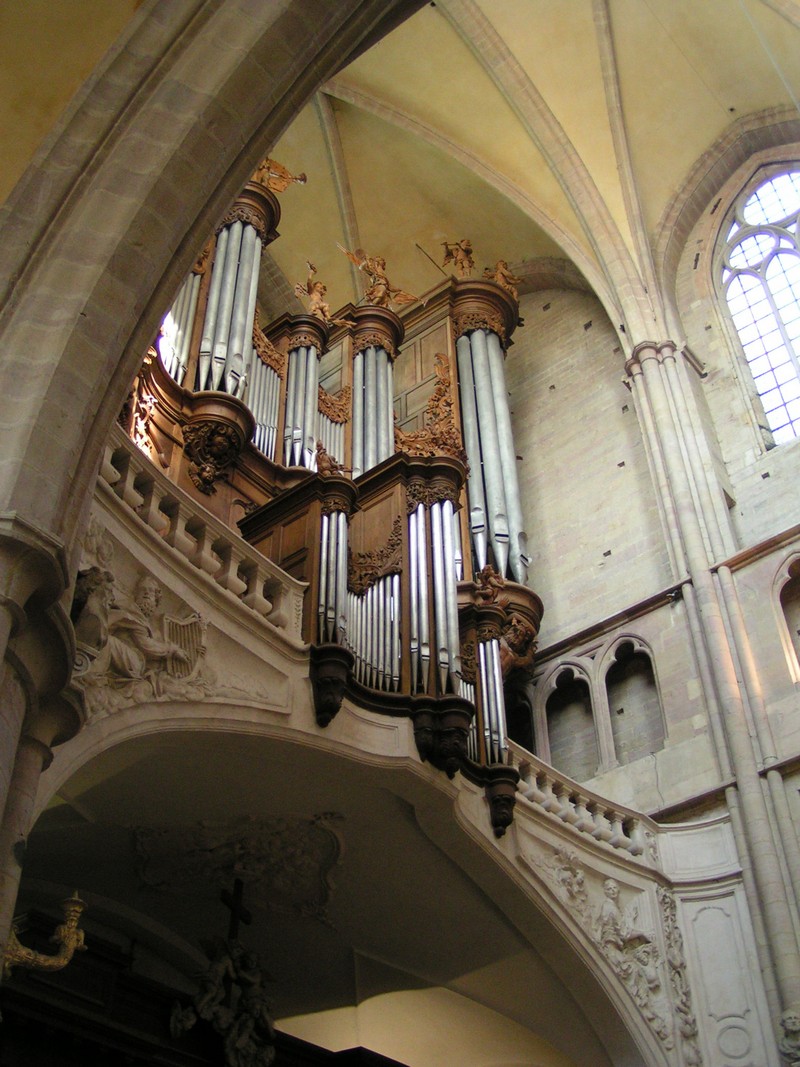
[
  {"left": 338, "top": 246, "right": 418, "bottom": 309},
  {"left": 252, "top": 157, "right": 307, "bottom": 193},
  {"left": 442, "top": 238, "right": 474, "bottom": 278},
  {"left": 483, "top": 259, "right": 523, "bottom": 301},
  {"left": 294, "top": 262, "right": 354, "bottom": 328}
]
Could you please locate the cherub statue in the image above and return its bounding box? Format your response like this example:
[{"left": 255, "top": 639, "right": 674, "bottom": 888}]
[
  {"left": 474, "top": 564, "right": 508, "bottom": 606},
  {"left": 338, "top": 245, "right": 418, "bottom": 309},
  {"left": 442, "top": 238, "right": 474, "bottom": 278},
  {"left": 483, "top": 259, "right": 523, "bottom": 301},
  {"left": 315, "top": 440, "right": 351, "bottom": 476},
  {"left": 252, "top": 157, "right": 307, "bottom": 193},
  {"left": 294, "top": 262, "right": 354, "bottom": 328}
]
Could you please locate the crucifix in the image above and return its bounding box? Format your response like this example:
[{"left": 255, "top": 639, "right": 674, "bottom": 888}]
[{"left": 220, "top": 876, "right": 252, "bottom": 941}]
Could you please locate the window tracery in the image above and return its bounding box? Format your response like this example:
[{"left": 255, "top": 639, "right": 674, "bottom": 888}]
[{"left": 720, "top": 168, "right": 800, "bottom": 446}]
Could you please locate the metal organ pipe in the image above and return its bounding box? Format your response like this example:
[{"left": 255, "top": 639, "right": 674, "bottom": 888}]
[
  {"left": 211, "top": 220, "right": 243, "bottom": 390},
  {"left": 487, "top": 331, "right": 528, "bottom": 583},
  {"left": 469, "top": 328, "right": 510, "bottom": 577},
  {"left": 456, "top": 334, "right": 488, "bottom": 570}
]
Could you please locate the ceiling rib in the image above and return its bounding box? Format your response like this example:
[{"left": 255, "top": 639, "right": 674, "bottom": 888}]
[
  {"left": 322, "top": 77, "right": 616, "bottom": 314},
  {"left": 437, "top": 0, "right": 645, "bottom": 337},
  {"left": 592, "top": 0, "right": 664, "bottom": 332},
  {"left": 315, "top": 91, "right": 365, "bottom": 298}
]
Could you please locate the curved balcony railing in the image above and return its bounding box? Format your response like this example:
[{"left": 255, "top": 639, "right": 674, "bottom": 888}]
[
  {"left": 507, "top": 740, "right": 659, "bottom": 865},
  {"left": 100, "top": 425, "right": 306, "bottom": 642}
]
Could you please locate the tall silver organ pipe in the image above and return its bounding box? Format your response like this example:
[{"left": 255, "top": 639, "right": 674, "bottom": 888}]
[
  {"left": 350, "top": 308, "right": 404, "bottom": 479},
  {"left": 457, "top": 327, "right": 529, "bottom": 584},
  {"left": 318, "top": 507, "right": 349, "bottom": 645},
  {"left": 352, "top": 344, "right": 395, "bottom": 476},
  {"left": 247, "top": 347, "right": 281, "bottom": 461},
  {"left": 283, "top": 343, "right": 319, "bottom": 468},
  {"left": 157, "top": 271, "right": 202, "bottom": 386}
]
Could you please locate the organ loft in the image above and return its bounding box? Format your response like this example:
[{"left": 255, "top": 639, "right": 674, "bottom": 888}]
[{"left": 121, "top": 157, "right": 543, "bottom": 836}]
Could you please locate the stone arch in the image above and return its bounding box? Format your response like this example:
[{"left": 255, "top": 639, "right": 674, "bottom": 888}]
[
  {"left": 773, "top": 551, "right": 800, "bottom": 684},
  {"left": 27, "top": 718, "right": 659, "bottom": 1067},
  {"left": 600, "top": 637, "right": 665, "bottom": 767},
  {"left": 0, "top": 0, "right": 418, "bottom": 578},
  {"left": 536, "top": 661, "right": 598, "bottom": 780}
]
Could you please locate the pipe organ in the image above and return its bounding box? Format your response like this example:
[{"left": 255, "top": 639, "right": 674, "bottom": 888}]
[{"left": 130, "top": 163, "right": 542, "bottom": 836}]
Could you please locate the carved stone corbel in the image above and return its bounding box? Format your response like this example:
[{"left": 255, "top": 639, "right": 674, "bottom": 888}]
[
  {"left": 310, "top": 644, "right": 354, "bottom": 727},
  {"left": 484, "top": 769, "right": 519, "bottom": 838},
  {"left": 412, "top": 696, "right": 474, "bottom": 778}
]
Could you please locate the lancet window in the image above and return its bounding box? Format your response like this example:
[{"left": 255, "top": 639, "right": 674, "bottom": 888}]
[{"left": 719, "top": 168, "right": 800, "bottom": 446}]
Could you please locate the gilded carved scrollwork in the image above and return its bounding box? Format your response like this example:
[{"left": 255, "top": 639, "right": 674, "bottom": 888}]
[
  {"left": 394, "top": 354, "right": 467, "bottom": 465},
  {"left": 318, "top": 385, "right": 351, "bottom": 424},
  {"left": 3, "top": 892, "right": 87, "bottom": 981},
  {"left": 192, "top": 240, "right": 213, "bottom": 276},
  {"left": 253, "top": 313, "right": 284, "bottom": 377},
  {"left": 451, "top": 307, "right": 507, "bottom": 344},
  {"left": 348, "top": 517, "right": 403, "bottom": 594}
]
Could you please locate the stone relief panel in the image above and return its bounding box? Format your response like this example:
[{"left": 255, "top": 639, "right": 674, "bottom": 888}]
[
  {"left": 533, "top": 843, "right": 704, "bottom": 1063},
  {"left": 73, "top": 515, "right": 286, "bottom": 718},
  {"left": 135, "top": 814, "right": 344, "bottom": 925}
]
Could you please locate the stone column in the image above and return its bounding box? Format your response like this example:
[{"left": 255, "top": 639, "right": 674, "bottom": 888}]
[{"left": 626, "top": 339, "right": 800, "bottom": 1013}]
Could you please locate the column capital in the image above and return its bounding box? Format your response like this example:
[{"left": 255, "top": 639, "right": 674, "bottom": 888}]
[
  {"left": 350, "top": 305, "right": 404, "bottom": 361},
  {"left": 628, "top": 339, "right": 679, "bottom": 368},
  {"left": 218, "top": 181, "right": 281, "bottom": 247}
]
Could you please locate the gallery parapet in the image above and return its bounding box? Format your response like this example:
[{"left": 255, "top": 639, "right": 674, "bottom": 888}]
[{"left": 100, "top": 425, "right": 306, "bottom": 644}]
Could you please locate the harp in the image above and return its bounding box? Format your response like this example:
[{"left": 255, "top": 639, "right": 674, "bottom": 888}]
[{"left": 163, "top": 612, "right": 206, "bottom": 679}]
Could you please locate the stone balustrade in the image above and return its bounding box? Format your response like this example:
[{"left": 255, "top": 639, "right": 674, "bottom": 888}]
[
  {"left": 100, "top": 426, "right": 306, "bottom": 642},
  {"left": 507, "top": 740, "right": 658, "bottom": 864}
]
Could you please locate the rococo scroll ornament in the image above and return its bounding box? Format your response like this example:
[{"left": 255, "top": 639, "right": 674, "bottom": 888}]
[
  {"left": 394, "top": 354, "right": 467, "bottom": 465},
  {"left": 136, "top": 813, "right": 344, "bottom": 924},
  {"left": 318, "top": 385, "right": 351, "bottom": 424},
  {"left": 348, "top": 517, "right": 403, "bottom": 595},
  {"left": 253, "top": 311, "right": 284, "bottom": 377}
]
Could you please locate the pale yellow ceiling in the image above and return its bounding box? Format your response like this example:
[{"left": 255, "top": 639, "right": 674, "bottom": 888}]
[
  {"left": 4, "top": 0, "right": 799, "bottom": 320},
  {"left": 0, "top": 0, "right": 141, "bottom": 204}
]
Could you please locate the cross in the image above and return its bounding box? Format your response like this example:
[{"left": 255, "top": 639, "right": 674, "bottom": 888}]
[{"left": 220, "top": 877, "right": 252, "bottom": 942}]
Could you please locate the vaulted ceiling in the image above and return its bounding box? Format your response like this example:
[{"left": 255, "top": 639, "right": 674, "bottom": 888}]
[{"left": 4, "top": 1, "right": 799, "bottom": 331}]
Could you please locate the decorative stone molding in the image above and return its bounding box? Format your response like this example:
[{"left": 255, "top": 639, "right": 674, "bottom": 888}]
[
  {"left": 348, "top": 517, "right": 403, "bottom": 595},
  {"left": 658, "top": 887, "right": 703, "bottom": 1065}
]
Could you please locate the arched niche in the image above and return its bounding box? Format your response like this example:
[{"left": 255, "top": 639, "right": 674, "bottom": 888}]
[
  {"left": 604, "top": 640, "right": 664, "bottom": 766},
  {"left": 544, "top": 666, "right": 598, "bottom": 782},
  {"left": 776, "top": 555, "right": 800, "bottom": 682}
]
